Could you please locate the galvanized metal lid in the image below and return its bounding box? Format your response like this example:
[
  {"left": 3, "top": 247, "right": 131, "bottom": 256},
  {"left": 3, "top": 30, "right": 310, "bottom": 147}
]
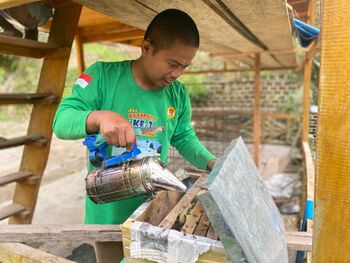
[{"left": 198, "top": 137, "right": 288, "bottom": 263}]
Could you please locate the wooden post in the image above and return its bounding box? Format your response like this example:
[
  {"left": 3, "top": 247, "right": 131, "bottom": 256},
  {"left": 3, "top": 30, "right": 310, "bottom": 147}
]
[
  {"left": 75, "top": 34, "right": 85, "bottom": 75},
  {"left": 301, "top": 0, "right": 317, "bottom": 142},
  {"left": 253, "top": 53, "right": 261, "bottom": 167},
  {"left": 312, "top": 0, "right": 350, "bottom": 261}
]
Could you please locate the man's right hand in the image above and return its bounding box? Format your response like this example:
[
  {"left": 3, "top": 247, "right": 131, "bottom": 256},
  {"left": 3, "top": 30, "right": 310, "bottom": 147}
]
[{"left": 86, "top": 111, "right": 135, "bottom": 151}]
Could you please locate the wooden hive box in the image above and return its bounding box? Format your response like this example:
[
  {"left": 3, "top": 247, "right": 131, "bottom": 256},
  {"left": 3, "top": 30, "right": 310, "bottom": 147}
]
[{"left": 121, "top": 172, "right": 233, "bottom": 263}]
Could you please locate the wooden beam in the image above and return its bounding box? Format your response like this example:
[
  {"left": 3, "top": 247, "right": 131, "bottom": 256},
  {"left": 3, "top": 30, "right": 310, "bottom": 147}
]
[
  {"left": 0, "top": 135, "right": 47, "bottom": 150},
  {"left": 213, "top": 49, "right": 297, "bottom": 59},
  {"left": 75, "top": 34, "right": 85, "bottom": 75},
  {"left": 0, "top": 35, "right": 70, "bottom": 58},
  {"left": 0, "top": 243, "right": 74, "bottom": 263},
  {"left": 0, "top": 93, "right": 59, "bottom": 105},
  {"left": 253, "top": 53, "right": 261, "bottom": 167},
  {"left": 312, "top": 0, "right": 350, "bottom": 261},
  {"left": 0, "top": 203, "right": 28, "bottom": 220},
  {"left": 0, "top": 171, "right": 34, "bottom": 186},
  {"left": 286, "top": 231, "right": 312, "bottom": 252},
  {"left": 0, "top": 224, "right": 122, "bottom": 243},
  {"left": 306, "top": 36, "right": 321, "bottom": 61},
  {"left": 0, "top": 0, "right": 39, "bottom": 9},
  {"left": 81, "top": 29, "right": 144, "bottom": 44},
  {"left": 183, "top": 66, "right": 298, "bottom": 74}
]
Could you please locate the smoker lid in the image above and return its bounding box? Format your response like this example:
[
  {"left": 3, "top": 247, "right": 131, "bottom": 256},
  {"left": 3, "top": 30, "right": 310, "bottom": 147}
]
[{"left": 198, "top": 137, "right": 289, "bottom": 263}]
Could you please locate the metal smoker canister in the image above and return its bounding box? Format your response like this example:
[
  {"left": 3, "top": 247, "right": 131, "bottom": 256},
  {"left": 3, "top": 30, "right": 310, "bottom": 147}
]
[{"left": 85, "top": 156, "right": 187, "bottom": 204}]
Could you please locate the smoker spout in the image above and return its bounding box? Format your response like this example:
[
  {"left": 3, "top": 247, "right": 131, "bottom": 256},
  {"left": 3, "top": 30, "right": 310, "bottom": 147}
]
[{"left": 146, "top": 158, "right": 187, "bottom": 192}]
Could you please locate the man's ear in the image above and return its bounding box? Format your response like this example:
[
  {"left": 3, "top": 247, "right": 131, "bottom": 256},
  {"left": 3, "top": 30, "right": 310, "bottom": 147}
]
[{"left": 141, "top": 39, "right": 153, "bottom": 56}]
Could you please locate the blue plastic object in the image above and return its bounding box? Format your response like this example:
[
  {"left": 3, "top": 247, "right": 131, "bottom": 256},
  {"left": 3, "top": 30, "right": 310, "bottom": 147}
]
[
  {"left": 83, "top": 135, "right": 141, "bottom": 168},
  {"left": 293, "top": 18, "right": 320, "bottom": 47}
]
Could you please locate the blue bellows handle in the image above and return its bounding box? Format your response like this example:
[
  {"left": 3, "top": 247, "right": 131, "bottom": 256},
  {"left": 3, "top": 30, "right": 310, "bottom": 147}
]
[{"left": 83, "top": 135, "right": 141, "bottom": 168}]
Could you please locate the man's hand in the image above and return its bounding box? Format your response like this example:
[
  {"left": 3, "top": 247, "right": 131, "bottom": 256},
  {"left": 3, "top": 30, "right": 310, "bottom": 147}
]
[
  {"left": 86, "top": 111, "right": 135, "bottom": 151},
  {"left": 207, "top": 159, "right": 216, "bottom": 171}
]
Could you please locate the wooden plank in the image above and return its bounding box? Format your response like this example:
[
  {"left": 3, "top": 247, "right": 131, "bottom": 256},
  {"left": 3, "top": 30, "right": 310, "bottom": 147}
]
[
  {"left": 0, "top": 203, "right": 27, "bottom": 220},
  {"left": 0, "top": 171, "right": 34, "bottom": 186},
  {"left": 0, "top": 224, "right": 122, "bottom": 243},
  {"left": 181, "top": 201, "right": 204, "bottom": 234},
  {"left": 0, "top": 243, "right": 74, "bottom": 263},
  {"left": 286, "top": 231, "right": 312, "bottom": 252},
  {"left": 0, "top": 35, "right": 70, "bottom": 58},
  {"left": 0, "top": 93, "right": 59, "bottom": 105},
  {"left": 0, "top": 0, "right": 40, "bottom": 9},
  {"left": 253, "top": 53, "right": 261, "bottom": 167},
  {"left": 158, "top": 175, "right": 206, "bottom": 229},
  {"left": 313, "top": 0, "right": 350, "bottom": 261},
  {"left": 0, "top": 135, "right": 47, "bottom": 150},
  {"left": 208, "top": 0, "right": 296, "bottom": 67},
  {"left": 193, "top": 211, "right": 210, "bottom": 236},
  {"left": 10, "top": 3, "right": 82, "bottom": 224},
  {"left": 135, "top": 190, "right": 183, "bottom": 226}
]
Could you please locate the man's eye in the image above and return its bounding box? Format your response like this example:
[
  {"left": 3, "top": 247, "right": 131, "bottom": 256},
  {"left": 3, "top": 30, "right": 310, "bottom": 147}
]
[{"left": 168, "top": 63, "right": 178, "bottom": 68}]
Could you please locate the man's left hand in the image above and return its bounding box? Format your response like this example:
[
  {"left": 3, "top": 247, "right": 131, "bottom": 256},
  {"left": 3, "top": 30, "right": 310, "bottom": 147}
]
[{"left": 207, "top": 159, "right": 216, "bottom": 171}]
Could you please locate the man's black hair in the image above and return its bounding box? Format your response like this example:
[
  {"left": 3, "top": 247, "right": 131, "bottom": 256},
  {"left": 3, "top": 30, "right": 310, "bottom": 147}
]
[{"left": 144, "top": 9, "right": 200, "bottom": 52}]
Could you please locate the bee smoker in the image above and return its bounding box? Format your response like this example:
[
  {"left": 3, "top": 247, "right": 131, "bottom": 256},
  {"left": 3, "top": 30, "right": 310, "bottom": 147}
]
[{"left": 83, "top": 135, "right": 187, "bottom": 204}]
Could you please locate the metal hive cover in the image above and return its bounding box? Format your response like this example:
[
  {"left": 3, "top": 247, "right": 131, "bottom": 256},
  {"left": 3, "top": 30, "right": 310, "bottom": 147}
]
[{"left": 198, "top": 137, "right": 288, "bottom": 263}]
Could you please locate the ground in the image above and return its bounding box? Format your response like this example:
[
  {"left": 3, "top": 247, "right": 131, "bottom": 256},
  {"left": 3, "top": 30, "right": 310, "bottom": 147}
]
[{"left": 0, "top": 119, "right": 300, "bottom": 262}]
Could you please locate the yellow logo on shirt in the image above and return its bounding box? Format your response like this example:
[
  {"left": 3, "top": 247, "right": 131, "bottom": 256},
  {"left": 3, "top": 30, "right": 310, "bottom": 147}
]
[
  {"left": 128, "top": 108, "right": 138, "bottom": 113},
  {"left": 167, "top": 106, "right": 176, "bottom": 119}
]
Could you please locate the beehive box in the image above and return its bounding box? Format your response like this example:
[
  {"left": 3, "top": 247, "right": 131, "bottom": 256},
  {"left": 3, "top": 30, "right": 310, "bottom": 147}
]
[
  {"left": 121, "top": 137, "right": 291, "bottom": 263},
  {"left": 121, "top": 173, "right": 234, "bottom": 263}
]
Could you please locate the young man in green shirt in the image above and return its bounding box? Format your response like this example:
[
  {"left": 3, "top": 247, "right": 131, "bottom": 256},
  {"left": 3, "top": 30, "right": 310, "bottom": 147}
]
[{"left": 53, "top": 8, "right": 216, "bottom": 263}]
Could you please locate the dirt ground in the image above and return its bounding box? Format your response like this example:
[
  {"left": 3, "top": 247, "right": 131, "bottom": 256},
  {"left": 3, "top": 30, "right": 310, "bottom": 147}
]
[{"left": 0, "top": 119, "right": 300, "bottom": 261}]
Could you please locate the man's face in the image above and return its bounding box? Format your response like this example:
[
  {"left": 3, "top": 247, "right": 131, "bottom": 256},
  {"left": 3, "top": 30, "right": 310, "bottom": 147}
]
[{"left": 142, "top": 40, "right": 197, "bottom": 89}]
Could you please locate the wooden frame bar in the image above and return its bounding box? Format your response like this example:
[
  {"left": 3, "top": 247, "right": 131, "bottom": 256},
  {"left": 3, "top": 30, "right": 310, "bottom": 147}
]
[
  {"left": 0, "top": 243, "right": 74, "bottom": 263},
  {"left": 0, "top": 224, "right": 122, "bottom": 243},
  {"left": 0, "top": 93, "right": 59, "bottom": 105},
  {"left": 0, "top": 35, "right": 69, "bottom": 58},
  {"left": 0, "top": 135, "right": 47, "bottom": 150}
]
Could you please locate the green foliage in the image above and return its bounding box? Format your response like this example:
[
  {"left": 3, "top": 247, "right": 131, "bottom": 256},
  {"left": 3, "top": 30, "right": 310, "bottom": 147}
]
[{"left": 0, "top": 55, "right": 19, "bottom": 84}]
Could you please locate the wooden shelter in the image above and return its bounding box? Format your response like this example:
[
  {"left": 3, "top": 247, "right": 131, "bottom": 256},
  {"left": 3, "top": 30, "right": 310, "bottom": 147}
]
[{"left": 0, "top": 0, "right": 349, "bottom": 262}]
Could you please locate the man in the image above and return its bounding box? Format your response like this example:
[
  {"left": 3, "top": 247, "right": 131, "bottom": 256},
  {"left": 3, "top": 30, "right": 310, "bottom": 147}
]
[{"left": 53, "top": 9, "right": 216, "bottom": 263}]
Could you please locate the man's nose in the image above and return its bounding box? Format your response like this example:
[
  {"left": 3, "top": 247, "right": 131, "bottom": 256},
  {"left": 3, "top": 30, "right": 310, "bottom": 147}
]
[{"left": 170, "top": 67, "right": 183, "bottom": 79}]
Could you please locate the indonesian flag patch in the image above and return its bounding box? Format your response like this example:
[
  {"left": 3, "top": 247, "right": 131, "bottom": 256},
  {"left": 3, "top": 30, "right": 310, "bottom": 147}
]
[{"left": 75, "top": 73, "right": 93, "bottom": 88}]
